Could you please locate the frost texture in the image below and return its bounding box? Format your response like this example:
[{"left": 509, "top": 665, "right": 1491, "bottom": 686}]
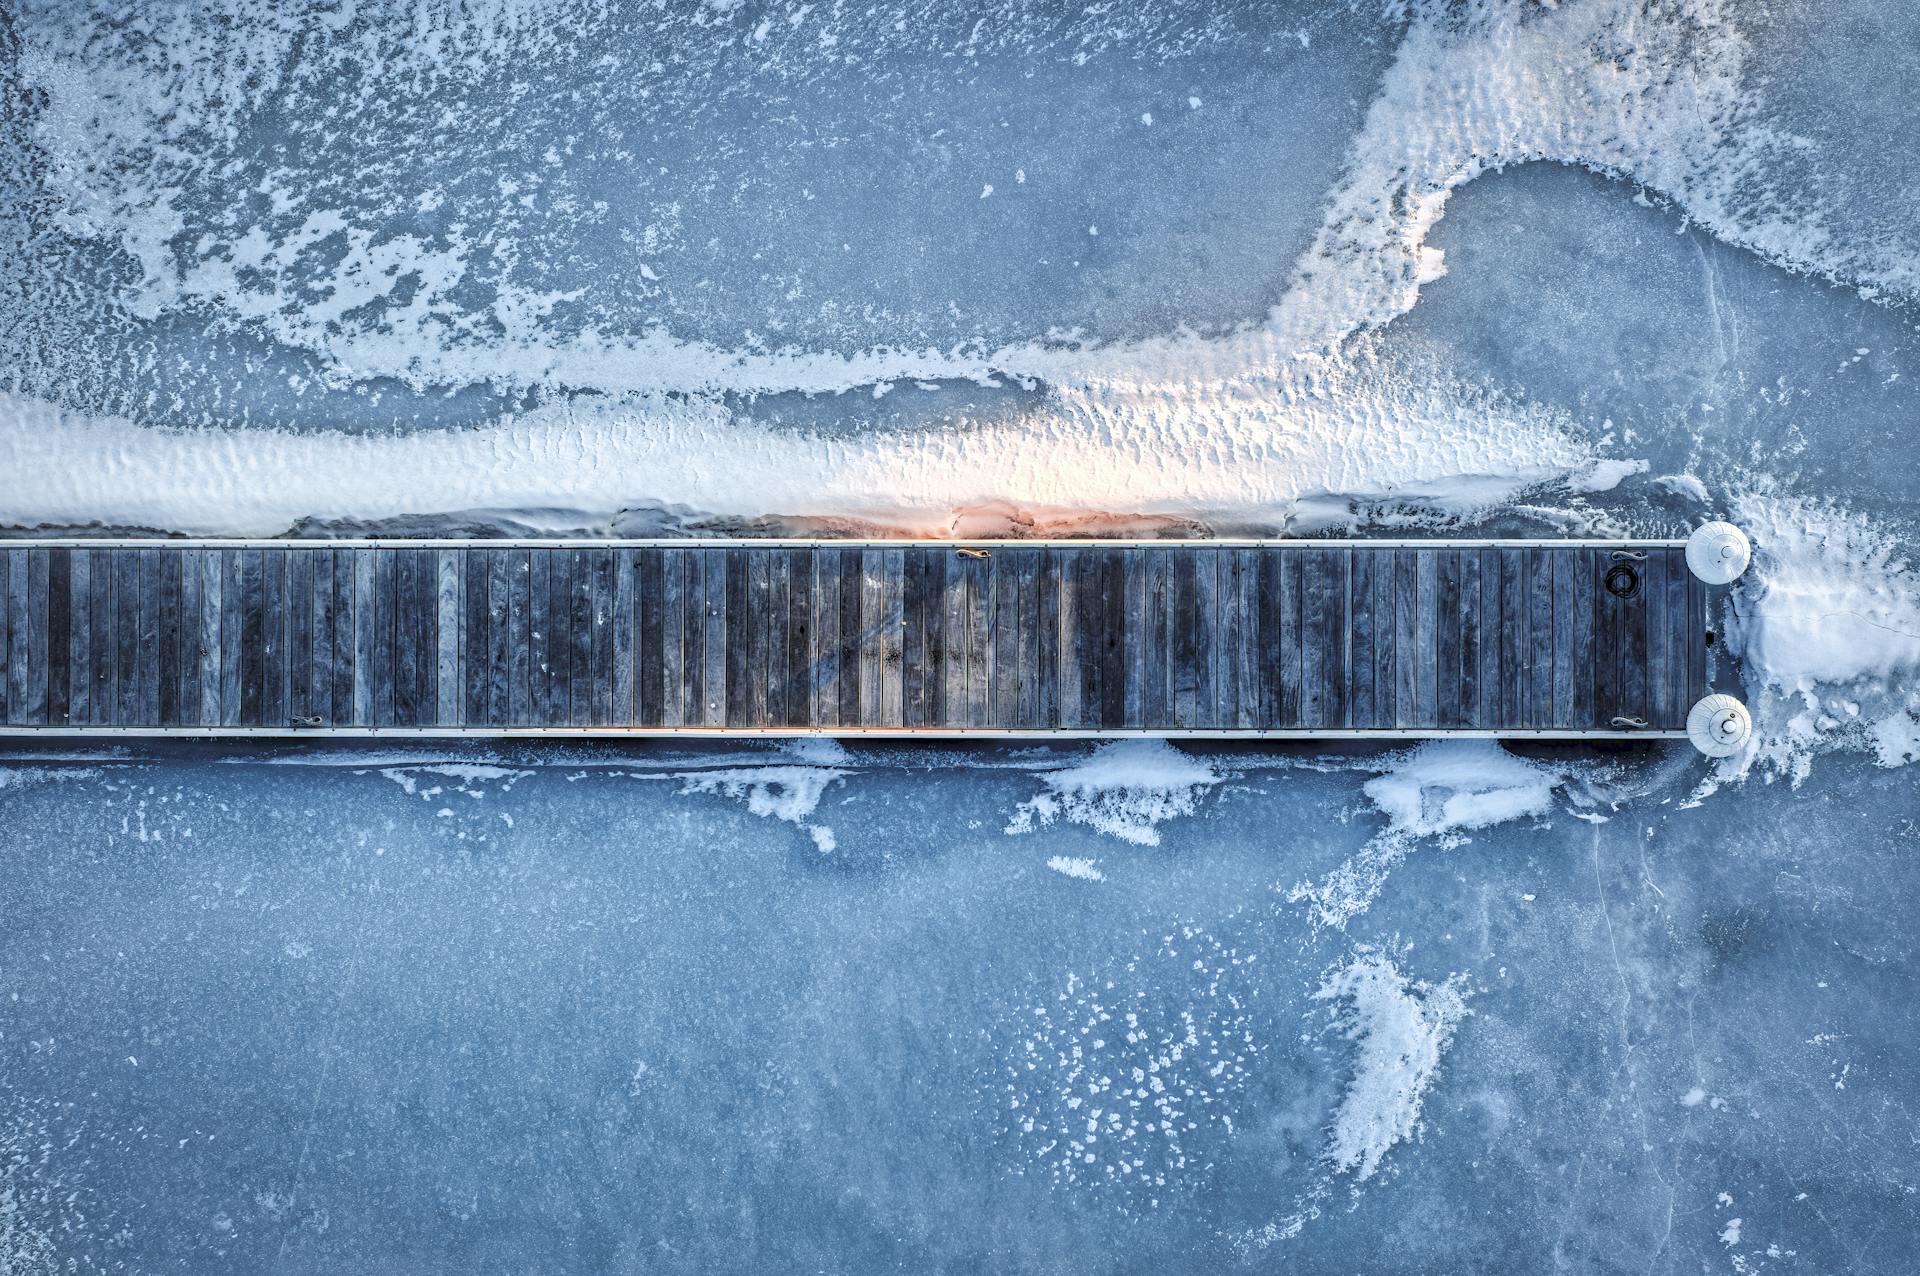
[
  {"left": 986, "top": 923, "right": 1264, "bottom": 1207},
  {"left": 1313, "top": 949, "right": 1471, "bottom": 1183}
]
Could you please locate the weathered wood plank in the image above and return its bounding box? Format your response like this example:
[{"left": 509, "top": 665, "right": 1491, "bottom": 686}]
[
  {"left": 1249, "top": 550, "right": 1276, "bottom": 730},
  {"left": 307, "top": 549, "right": 333, "bottom": 726},
  {"left": 69, "top": 550, "right": 92, "bottom": 726},
  {"left": 285, "top": 550, "right": 311, "bottom": 725},
  {"left": 129, "top": 551, "right": 153, "bottom": 726},
  {"left": 786, "top": 547, "right": 811, "bottom": 728},
  {"left": 1620, "top": 551, "right": 1651, "bottom": 726},
  {"left": 589, "top": 549, "right": 613, "bottom": 727},
  {"left": 1212, "top": 550, "right": 1237, "bottom": 729},
  {"left": 1496, "top": 549, "right": 1522, "bottom": 729},
  {"left": 1030, "top": 548, "right": 1057, "bottom": 728},
  {"left": 1168, "top": 550, "right": 1195, "bottom": 728},
  {"left": 732, "top": 549, "right": 758, "bottom": 727},
  {"left": 1045, "top": 548, "right": 1071, "bottom": 728},
  {"left": 1591, "top": 549, "right": 1617, "bottom": 726},
  {"left": 838, "top": 549, "right": 863, "bottom": 727},
  {"left": 385, "top": 550, "right": 410, "bottom": 727},
  {"left": 47, "top": 550, "right": 70, "bottom": 726},
  {"left": 179, "top": 549, "right": 202, "bottom": 727},
  {"left": 1301, "top": 550, "right": 1330, "bottom": 729},
  {"left": 632, "top": 549, "right": 660, "bottom": 727},
  {"left": 222, "top": 550, "right": 244, "bottom": 727},
  {"left": 1411, "top": 549, "right": 1436, "bottom": 728},
  {"left": 1366, "top": 548, "right": 1392, "bottom": 730},
  {"left": 1390, "top": 551, "right": 1416, "bottom": 729},
  {"left": 527, "top": 549, "right": 552, "bottom": 726},
  {"left": 703, "top": 548, "right": 730, "bottom": 727},
  {"left": 941, "top": 550, "right": 967, "bottom": 728},
  {"left": 611, "top": 548, "right": 635, "bottom": 725},
  {"left": 856, "top": 549, "right": 882, "bottom": 727},
  {"left": 1457, "top": 549, "right": 1481, "bottom": 730},
  {"left": 1664, "top": 547, "right": 1691, "bottom": 730},
  {"left": 1094, "top": 549, "right": 1122, "bottom": 730},
  {"left": 428, "top": 549, "right": 454, "bottom": 726},
  {"left": 152, "top": 549, "right": 179, "bottom": 728},
  {"left": 812, "top": 548, "right": 839, "bottom": 728},
  {"left": 1123, "top": 548, "right": 1147, "bottom": 729},
  {"left": 1239, "top": 547, "right": 1262, "bottom": 729},
  {"left": 905, "top": 548, "right": 930, "bottom": 729},
  {"left": 1572, "top": 548, "right": 1595, "bottom": 728},
  {"left": 22, "top": 550, "right": 49, "bottom": 725},
  {"left": 0, "top": 551, "right": 13, "bottom": 724},
  {"left": 1527, "top": 548, "right": 1555, "bottom": 730},
  {"left": 1191, "top": 549, "right": 1218, "bottom": 729},
  {"left": 1282, "top": 548, "right": 1306, "bottom": 728},
  {"left": 100, "top": 550, "right": 123, "bottom": 726},
  {"left": 721, "top": 547, "right": 749, "bottom": 729},
  {"left": 926, "top": 549, "right": 949, "bottom": 728},
  {"left": 1144, "top": 549, "right": 1172, "bottom": 729},
  {"left": 989, "top": 551, "right": 1014, "bottom": 728},
  {"left": 1686, "top": 569, "right": 1707, "bottom": 711},
  {"left": 1433, "top": 549, "right": 1461, "bottom": 729},
  {"left": 237, "top": 549, "right": 263, "bottom": 728},
  {"left": 464, "top": 549, "right": 489, "bottom": 726},
  {"left": 1551, "top": 550, "right": 1575, "bottom": 728},
  {"left": 765, "top": 548, "right": 791, "bottom": 727},
  {"left": 330, "top": 548, "right": 353, "bottom": 725},
  {"left": 562, "top": 550, "right": 588, "bottom": 728},
  {"left": 970, "top": 551, "right": 995, "bottom": 729},
  {"left": 1336, "top": 548, "right": 1355, "bottom": 728}
]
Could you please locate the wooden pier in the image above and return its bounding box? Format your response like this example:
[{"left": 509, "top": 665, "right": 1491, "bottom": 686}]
[{"left": 0, "top": 539, "right": 1714, "bottom": 737}]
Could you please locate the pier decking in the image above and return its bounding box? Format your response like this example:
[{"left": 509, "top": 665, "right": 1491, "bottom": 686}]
[{"left": 0, "top": 540, "right": 1713, "bottom": 737}]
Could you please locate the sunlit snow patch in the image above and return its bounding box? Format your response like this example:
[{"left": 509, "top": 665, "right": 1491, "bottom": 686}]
[
  {"left": 1289, "top": 741, "right": 1569, "bottom": 929},
  {"left": 1006, "top": 740, "right": 1220, "bottom": 847}
]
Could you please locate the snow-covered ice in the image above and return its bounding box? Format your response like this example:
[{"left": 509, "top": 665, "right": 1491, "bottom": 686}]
[{"left": 3, "top": 0, "right": 1919, "bottom": 1270}]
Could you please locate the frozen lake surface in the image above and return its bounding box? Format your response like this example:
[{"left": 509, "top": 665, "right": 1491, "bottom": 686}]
[{"left": 3, "top": 1, "right": 1919, "bottom": 1271}]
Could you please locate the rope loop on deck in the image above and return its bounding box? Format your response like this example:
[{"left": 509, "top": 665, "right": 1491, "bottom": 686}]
[{"left": 1610, "top": 715, "right": 1649, "bottom": 729}]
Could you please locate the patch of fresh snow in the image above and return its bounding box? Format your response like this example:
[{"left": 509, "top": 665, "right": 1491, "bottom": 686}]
[
  {"left": 1044, "top": 856, "right": 1104, "bottom": 882},
  {"left": 1006, "top": 740, "right": 1219, "bottom": 846},
  {"left": 1314, "top": 948, "right": 1472, "bottom": 1182}
]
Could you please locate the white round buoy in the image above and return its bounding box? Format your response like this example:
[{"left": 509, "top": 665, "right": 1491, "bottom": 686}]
[
  {"left": 1687, "top": 694, "right": 1752, "bottom": 757},
  {"left": 1686, "top": 521, "right": 1751, "bottom": 584}
]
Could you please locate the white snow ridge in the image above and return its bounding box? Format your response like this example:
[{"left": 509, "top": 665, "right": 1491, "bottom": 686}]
[
  {"left": 672, "top": 742, "right": 852, "bottom": 850},
  {"left": 1005, "top": 741, "right": 1220, "bottom": 847}
]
